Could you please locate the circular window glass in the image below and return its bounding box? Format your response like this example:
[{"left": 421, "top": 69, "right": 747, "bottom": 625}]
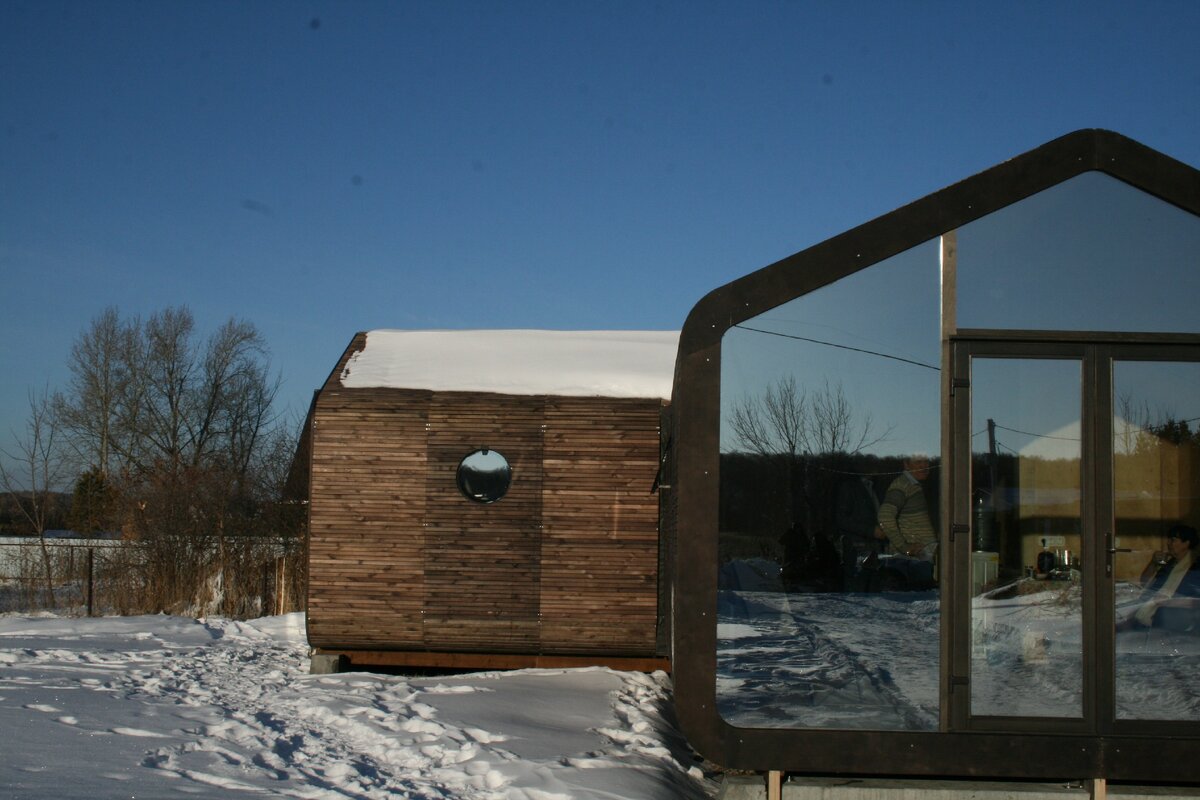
[{"left": 456, "top": 449, "right": 512, "bottom": 503}]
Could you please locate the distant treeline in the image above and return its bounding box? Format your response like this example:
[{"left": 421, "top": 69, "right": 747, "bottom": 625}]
[{"left": 0, "top": 492, "right": 70, "bottom": 536}]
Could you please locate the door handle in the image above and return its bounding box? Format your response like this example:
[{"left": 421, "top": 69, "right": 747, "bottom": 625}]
[
  {"left": 1105, "top": 531, "right": 1131, "bottom": 555},
  {"left": 1104, "top": 533, "right": 1130, "bottom": 576}
]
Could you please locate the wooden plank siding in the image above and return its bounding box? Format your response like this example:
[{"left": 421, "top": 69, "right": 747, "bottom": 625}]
[
  {"left": 306, "top": 385, "right": 666, "bottom": 661},
  {"left": 308, "top": 387, "right": 429, "bottom": 648},
  {"left": 423, "top": 393, "right": 544, "bottom": 652},
  {"left": 540, "top": 397, "right": 661, "bottom": 654}
]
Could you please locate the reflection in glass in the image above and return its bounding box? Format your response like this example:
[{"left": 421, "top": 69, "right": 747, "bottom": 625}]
[
  {"left": 1113, "top": 361, "right": 1200, "bottom": 722},
  {"left": 968, "top": 358, "right": 1083, "bottom": 719},
  {"left": 456, "top": 449, "right": 512, "bottom": 503},
  {"left": 717, "top": 240, "right": 941, "bottom": 731},
  {"left": 955, "top": 171, "right": 1200, "bottom": 334}
]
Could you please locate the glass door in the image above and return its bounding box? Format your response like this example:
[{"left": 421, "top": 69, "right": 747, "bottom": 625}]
[
  {"left": 952, "top": 341, "right": 1200, "bottom": 733},
  {"left": 1110, "top": 355, "right": 1200, "bottom": 725},
  {"left": 957, "top": 348, "right": 1091, "bottom": 727}
]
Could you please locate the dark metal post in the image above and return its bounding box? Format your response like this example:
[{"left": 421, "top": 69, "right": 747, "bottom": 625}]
[
  {"left": 987, "top": 417, "right": 998, "bottom": 494},
  {"left": 86, "top": 548, "right": 94, "bottom": 617}
]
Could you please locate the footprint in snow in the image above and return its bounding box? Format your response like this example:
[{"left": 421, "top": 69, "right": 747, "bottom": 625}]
[
  {"left": 410, "top": 702, "right": 438, "bottom": 719},
  {"left": 422, "top": 683, "right": 490, "bottom": 695},
  {"left": 463, "top": 727, "right": 505, "bottom": 744},
  {"left": 111, "top": 727, "right": 169, "bottom": 738},
  {"left": 400, "top": 717, "right": 445, "bottom": 736}
]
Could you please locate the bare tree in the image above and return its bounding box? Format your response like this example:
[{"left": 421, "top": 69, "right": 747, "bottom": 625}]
[
  {"left": 192, "top": 318, "right": 279, "bottom": 479},
  {"left": 729, "top": 376, "right": 889, "bottom": 458},
  {"left": 48, "top": 305, "right": 294, "bottom": 615},
  {"left": 0, "top": 388, "right": 70, "bottom": 605},
  {"left": 53, "top": 307, "right": 137, "bottom": 476},
  {"left": 140, "top": 306, "right": 197, "bottom": 477},
  {"left": 54, "top": 309, "right": 144, "bottom": 491}
]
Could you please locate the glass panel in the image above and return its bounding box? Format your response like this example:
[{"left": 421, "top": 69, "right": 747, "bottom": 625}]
[
  {"left": 969, "top": 358, "right": 1083, "bottom": 719},
  {"left": 1113, "top": 361, "right": 1200, "bottom": 721},
  {"left": 456, "top": 449, "right": 512, "bottom": 503},
  {"left": 717, "top": 239, "right": 941, "bottom": 731},
  {"left": 956, "top": 172, "right": 1200, "bottom": 333}
]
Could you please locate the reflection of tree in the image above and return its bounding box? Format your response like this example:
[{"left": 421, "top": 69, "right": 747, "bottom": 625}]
[
  {"left": 725, "top": 377, "right": 891, "bottom": 591},
  {"left": 1116, "top": 393, "right": 1200, "bottom": 452},
  {"left": 1109, "top": 395, "right": 1200, "bottom": 545},
  {"left": 1136, "top": 417, "right": 1200, "bottom": 451},
  {"left": 729, "top": 377, "right": 889, "bottom": 459}
]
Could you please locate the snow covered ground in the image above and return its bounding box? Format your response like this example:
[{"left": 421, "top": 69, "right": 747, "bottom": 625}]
[{"left": 0, "top": 612, "right": 714, "bottom": 799}]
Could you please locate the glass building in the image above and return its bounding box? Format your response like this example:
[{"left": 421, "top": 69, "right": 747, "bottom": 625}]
[{"left": 668, "top": 130, "right": 1200, "bottom": 782}]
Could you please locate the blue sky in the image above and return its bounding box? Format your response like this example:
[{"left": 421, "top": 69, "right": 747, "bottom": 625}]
[{"left": 3, "top": 1, "right": 1200, "bottom": 472}]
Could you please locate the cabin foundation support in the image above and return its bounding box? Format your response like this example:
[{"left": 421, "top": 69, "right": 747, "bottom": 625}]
[
  {"left": 309, "top": 653, "right": 349, "bottom": 675},
  {"left": 714, "top": 775, "right": 1198, "bottom": 800},
  {"left": 311, "top": 648, "right": 669, "bottom": 674}
]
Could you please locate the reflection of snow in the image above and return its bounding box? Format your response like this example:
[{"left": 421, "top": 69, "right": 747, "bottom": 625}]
[
  {"left": 717, "top": 623, "right": 761, "bottom": 640},
  {"left": 717, "top": 590, "right": 939, "bottom": 730},
  {"left": 1113, "top": 583, "right": 1200, "bottom": 721},
  {"left": 717, "top": 580, "right": 1200, "bottom": 730},
  {"left": 974, "top": 579, "right": 1200, "bottom": 721},
  {"left": 1116, "top": 626, "right": 1200, "bottom": 720},
  {"left": 970, "top": 581, "right": 1083, "bottom": 717}
]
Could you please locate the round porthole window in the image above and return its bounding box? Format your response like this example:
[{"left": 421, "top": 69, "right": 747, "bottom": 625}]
[{"left": 456, "top": 449, "right": 512, "bottom": 503}]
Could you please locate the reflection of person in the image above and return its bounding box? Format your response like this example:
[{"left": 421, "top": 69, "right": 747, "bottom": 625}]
[
  {"left": 877, "top": 456, "right": 936, "bottom": 560},
  {"left": 1123, "top": 524, "right": 1200, "bottom": 629},
  {"left": 836, "top": 476, "right": 882, "bottom": 591}
]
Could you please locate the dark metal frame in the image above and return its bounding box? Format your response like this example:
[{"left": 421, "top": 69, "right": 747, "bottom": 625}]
[{"left": 669, "top": 130, "right": 1200, "bottom": 781}]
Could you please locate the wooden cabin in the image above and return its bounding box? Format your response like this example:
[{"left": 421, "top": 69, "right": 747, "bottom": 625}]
[{"left": 304, "top": 329, "right": 678, "bottom": 672}]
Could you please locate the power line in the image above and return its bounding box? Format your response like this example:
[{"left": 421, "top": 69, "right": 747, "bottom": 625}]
[
  {"left": 993, "top": 415, "right": 1200, "bottom": 445},
  {"left": 994, "top": 440, "right": 1021, "bottom": 457},
  {"left": 993, "top": 423, "right": 1079, "bottom": 442},
  {"left": 732, "top": 324, "right": 940, "bottom": 372},
  {"left": 816, "top": 462, "right": 940, "bottom": 478}
]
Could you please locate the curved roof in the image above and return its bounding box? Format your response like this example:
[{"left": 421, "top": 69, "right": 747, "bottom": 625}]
[{"left": 337, "top": 329, "right": 679, "bottom": 400}]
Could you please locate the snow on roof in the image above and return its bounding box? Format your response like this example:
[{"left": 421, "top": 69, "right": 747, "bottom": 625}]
[{"left": 338, "top": 329, "right": 679, "bottom": 400}]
